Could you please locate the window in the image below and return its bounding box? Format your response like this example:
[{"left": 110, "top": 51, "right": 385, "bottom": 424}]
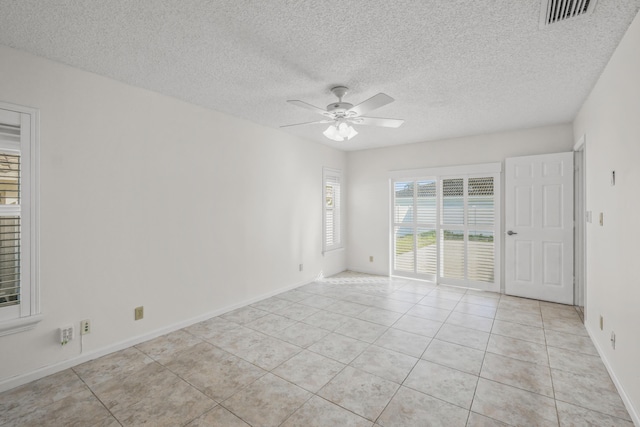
[
  {"left": 323, "top": 168, "right": 342, "bottom": 253},
  {"left": 0, "top": 102, "right": 40, "bottom": 336},
  {"left": 391, "top": 163, "right": 501, "bottom": 291}
]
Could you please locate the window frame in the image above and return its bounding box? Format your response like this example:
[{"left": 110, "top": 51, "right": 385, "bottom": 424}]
[
  {"left": 0, "top": 101, "right": 41, "bottom": 336},
  {"left": 323, "top": 167, "right": 343, "bottom": 254}
]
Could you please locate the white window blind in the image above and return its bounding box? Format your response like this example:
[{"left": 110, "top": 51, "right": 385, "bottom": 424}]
[
  {"left": 0, "top": 103, "right": 40, "bottom": 334},
  {"left": 323, "top": 168, "right": 342, "bottom": 252}
]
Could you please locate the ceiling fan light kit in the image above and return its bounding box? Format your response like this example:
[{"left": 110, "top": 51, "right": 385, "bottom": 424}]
[
  {"left": 283, "top": 86, "right": 404, "bottom": 142},
  {"left": 323, "top": 121, "right": 358, "bottom": 142}
]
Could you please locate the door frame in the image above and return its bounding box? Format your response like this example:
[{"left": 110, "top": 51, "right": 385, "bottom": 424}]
[{"left": 574, "top": 135, "right": 587, "bottom": 316}]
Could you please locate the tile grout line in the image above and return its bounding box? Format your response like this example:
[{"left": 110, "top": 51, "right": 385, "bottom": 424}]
[
  {"left": 285, "top": 278, "right": 402, "bottom": 424},
  {"left": 462, "top": 291, "right": 492, "bottom": 426},
  {"left": 541, "top": 305, "right": 564, "bottom": 427},
  {"left": 372, "top": 284, "right": 473, "bottom": 424},
  {"left": 71, "top": 367, "right": 125, "bottom": 427},
  {"left": 295, "top": 280, "right": 434, "bottom": 425},
  {"left": 216, "top": 285, "right": 391, "bottom": 425},
  {"left": 371, "top": 277, "right": 441, "bottom": 425}
]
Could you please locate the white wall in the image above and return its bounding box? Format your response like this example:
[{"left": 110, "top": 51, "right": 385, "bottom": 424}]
[
  {"left": 346, "top": 125, "right": 574, "bottom": 276},
  {"left": 0, "top": 45, "right": 346, "bottom": 387},
  {"left": 573, "top": 11, "right": 640, "bottom": 422}
]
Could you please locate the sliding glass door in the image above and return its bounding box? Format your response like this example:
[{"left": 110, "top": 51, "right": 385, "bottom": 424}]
[{"left": 392, "top": 171, "right": 500, "bottom": 291}]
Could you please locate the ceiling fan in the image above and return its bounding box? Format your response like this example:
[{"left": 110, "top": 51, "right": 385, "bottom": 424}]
[{"left": 282, "top": 86, "right": 404, "bottom": 141}]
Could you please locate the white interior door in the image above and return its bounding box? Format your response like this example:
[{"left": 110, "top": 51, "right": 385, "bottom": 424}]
[{"left": 505, "top": 152, "right": 573, "bottom": 304}]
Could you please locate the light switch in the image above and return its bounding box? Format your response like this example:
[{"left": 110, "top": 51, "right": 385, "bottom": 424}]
[{"left": 599, "top": 212, "right": 604, "bottom": 226}]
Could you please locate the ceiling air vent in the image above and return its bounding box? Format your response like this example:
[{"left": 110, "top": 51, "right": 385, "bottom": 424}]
[{"left": 540, "top": 0, "right": 598, "bottom": 27}]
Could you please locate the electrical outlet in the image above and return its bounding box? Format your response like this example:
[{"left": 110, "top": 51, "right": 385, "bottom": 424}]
[
  {"left": 134, "top": 306, "right": 144, "bottom": 321},
  {"left": 369, "top": 256, "right": 374, "bottom": 262},
  {"left": 600, "top": 315, "right": 604, "bottom": 330},
  {"left": 59, "top": 325, "right": 74, "bottom": 345},
  {"left": 299, "top": 263, "right": 303, "bottom": 271},
  {"left": 611, "top": 331, "right": 616, "bottom": 349},
  {"left": 80, "top": 319, "right": 91, "bottom": 335}
]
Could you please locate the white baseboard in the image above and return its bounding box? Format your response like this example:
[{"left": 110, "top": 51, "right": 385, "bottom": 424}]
[
  {"left": 585, "top": 324, "right": 639, "bottom": 426},
  {"left": 346, "top": 265, "right": 389, "bottom": 276},
  {"left": 0, "top": 278, "right": 310, "bottom": 393}
]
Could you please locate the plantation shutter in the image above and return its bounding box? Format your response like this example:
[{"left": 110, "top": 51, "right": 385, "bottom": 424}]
[
  {"left": 392, "top": 179, "right": 438, "bottom": 281},
  {"left": 393, "top": 181, "right": 415, "bottom": 272},
  {"left": 416, "top": 180, "right": 437, "bottom": 276},
  {"left": 0, "top": 109, "right": 22, "bottom": 309},
  {"left": 467, "top": 177, "right": 495, "bottom": 283},
  {"left": 391, "top": 165, "right": 500, "bottom": 291},
  {"left": 323, "top": 168, "right": 342, "bottom": 252},
  {"left": 440, "top": 176, "right": 496, "bottom": 284},
  {"left": 441, "top": 178, "right": 465, "bottom": 279}
]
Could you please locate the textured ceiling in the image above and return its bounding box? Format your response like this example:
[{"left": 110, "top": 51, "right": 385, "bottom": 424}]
[{"left": 0, "top": 1, "right": 639, "bottom": 151}]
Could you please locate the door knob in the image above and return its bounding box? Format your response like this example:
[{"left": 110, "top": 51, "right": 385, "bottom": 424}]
[{"left": 507, "top": 230, "right": 518, "bottom": 235}]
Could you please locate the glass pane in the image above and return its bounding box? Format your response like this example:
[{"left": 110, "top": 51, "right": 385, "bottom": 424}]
[
  {"left": 442, "top": 178, "right": 463, "bottom": 225},
  {"left": 0, "top": 153, "right": 20, "bottom": 205},
  {"left": 0, "top": 216, "right": 20, "bottom": 308},
  {"left": 441, "top": 229, "right": 465, "bottom": 279},
  {"left": 332, "top": 183, "right": 341, "bottom": 244},
  {"left": 416, "top": 180, "right": 436, "bottom": 224},
  {"left": 394, "top": 226, "right": 415, "bottom": 272},
  {"left": 416, "top": 228, "right": 437, "bottom": 275},
  {"left": 325, "top": 177, "right": 341, "bottom": 248},
  {"left": 468, "top": 231, "right": 494, "bottom": 283},
  {"left": 468, "top": 177, "right": 494, "bottom": 228},
  {"left": 394, "top": 181, "right": 414, "bottom": 223},
  {"left": 325, "top": 184, "right": 334, "bottom": 208}
]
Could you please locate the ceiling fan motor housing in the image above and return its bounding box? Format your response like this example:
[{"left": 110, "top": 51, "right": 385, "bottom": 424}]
[{"left": 327, "top": 102, "right": 355, "bottom": 117}]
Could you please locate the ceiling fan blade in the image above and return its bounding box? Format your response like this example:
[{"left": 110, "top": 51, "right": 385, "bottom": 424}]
[
  {"left": 280, "top": 119, "right": 333, "bottom": 128},
  {"left": 348, "top": 93, "right": 394, "bottom": 116},
  {"left": 287, "top": 100, "right": 331, "bottom": 117},
  {"left": 352, "top": 116, "right": 404, "bottom": 128}
]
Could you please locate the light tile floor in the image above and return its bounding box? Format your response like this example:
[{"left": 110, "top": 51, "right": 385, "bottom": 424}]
[{"left": 0, "top": 272, "right": 633, "bottom": 426}]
